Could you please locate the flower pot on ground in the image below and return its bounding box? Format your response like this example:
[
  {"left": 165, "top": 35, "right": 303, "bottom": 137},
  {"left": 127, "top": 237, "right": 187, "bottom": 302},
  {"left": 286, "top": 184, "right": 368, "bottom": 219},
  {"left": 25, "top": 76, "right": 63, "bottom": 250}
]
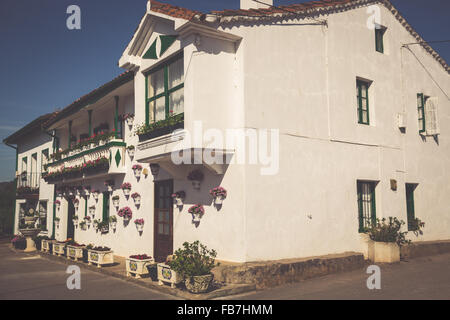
[
  {"left": 365, "top": 217, "right": 425, "bottom": 263},
  {"left": 168, "top": 241, "right": 219, "bottom": 293},
  {"left": 41, "top": 238, "right": 53, "bottom": 253},
  {"left": 66, "top": 242, "right": 85, "bottom": 261},
  {"left": 88, "top": 246, "right": 114, "bottom": 268},
  {"left": 188, "top": 204, "right": 205, "bottom": 223},
  {"left": 131, "top": 192, "right": 141, "bottom": 206},
  {"left": 112, "top": 195, "right": 120, "bottom": 208},
  {"left": 157, "top": 263, "right": 182, "bottom": 288},
  {"left": 126, "top": 254, "right": 155, "bottom": 278},
  {"left": 171, "top": 191, "right": 186, "bottom": 206},
  {"left": 187, "top": 170, "right": 204, "bottom": 190},
  {"left": 121, "top": 183, "right": 132, "bottom": 197},
  {"left": 109, "top": 215, "right": 117, "bottom": 231},
  {"left": 210, "top": 186, "right": 227, "bottom": 206},
  {"left": 53, "top": 241, "right": 66, "bottom": 257}
]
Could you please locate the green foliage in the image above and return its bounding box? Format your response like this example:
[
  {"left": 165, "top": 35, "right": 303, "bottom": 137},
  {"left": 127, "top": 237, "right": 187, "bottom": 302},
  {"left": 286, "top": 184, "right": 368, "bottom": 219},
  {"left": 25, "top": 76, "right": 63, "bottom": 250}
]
[
  {"left": 135, "top": 112, "right": 184, "bottom": 136},
  {"left": 366, "top": 217, "right": 409, "bottom": 245},
  {"left": 168, "top": 241, "right": 219, "bottom": 278}
]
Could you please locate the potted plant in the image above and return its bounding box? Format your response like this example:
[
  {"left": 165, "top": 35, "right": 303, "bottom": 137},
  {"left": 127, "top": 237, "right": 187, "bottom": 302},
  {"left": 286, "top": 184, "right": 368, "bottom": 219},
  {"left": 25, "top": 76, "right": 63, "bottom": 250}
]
[
  {"left": 52, "top": 240, "right": 68, "bottom": 257},
  {"left": 41, "top": 236, "right": 53, "bottom": 253},
  {"left": 365, "top": 217, "right": 424, "bottom": 263},
  {"left": 104, "top": 179, "right": 115, "bottom": 192},
  {"left": 118, "top": 207, "right": 132, "bottom": 222},
  {"left": 89, "top": 205, "right": 96, "bottom": 217},
  {"left": 80, "top": 221, "right": 87, "bottom": 230},
  {"left": 84, "top": 186, "right": 91, "bottom": 197},
  {"left": 109, "top": 215, "right": 117, "bottom": 231},
  {"left": 98, "top": 221, "right": 109, "bottom": 234},
  {"left": 92, "top": 190, "right": 100, "bottom": 201},
  {"left": 11, "top": 235, "right": 26, "bottom": 250},
  {"left": 127, "top": 145, "right": 135, "bottom": 158},
  {"left": 56, "top": 188, "right": 64, "bottom": 197},
  {"left": 66, "top": 241, "right": 85, "bottom": 261},
  {"left": 171, "top": 191, "right": 186, "bottom": 206},
  {"left": 112, "top": 195, "right": 120, "bottom": 208},
  {"left": 131, "top": 192, "right": 141, "bottom": 206},
  {"left": 72, "top": 215, "right": 79, "bottom": 228},
  {"left": 93, "top": 219, "right": 101, "bottom": 230},
  {"left": 132, "top": 164, "right": 143, "bottom": 179},
  {"left": 67, "top": 188, "right": 74, "bottom": 197},
  {"left": 187, "top": 170, "right": 204, "bottom": 190},
  {"left": 54, "top": 217, "right": 60, "bottom": 229},
  {"left": 84, "top": 216, "right": 91, "bottom": 228},
  {"left": 75, "top": 187, "right": 82, "bottom": 197},
  {"left": 126, "top": 254, "right": 155, "bottom": 279},
  {"left": 168, "top": 241, "right": 218, "bottom": 293},
  {"left": 55, "top": 199, "right": 61, "bottom": 210},
  {"left": 88, "top": 246, "right": 114, "bottom": 268},
  {"left": 188, "top": 204, "right": 205, "bottom": 223},
  {"left": 121, "top": 182, "right": 132, "bottom": 196},
  {"left": 122, "top": 113, "right": 135, "bottom": 127},
  {"left": 157, "top": 262, "right": 182, "bottom": 289},
  {"left": 134, "top": 218, "right": 144, "bottom": 232},
  {"left": 210, "top": 186, "right": 227, "bottom": 205},
  {"left": 73, "top": 198, "right": 79, "bottom": 211}
]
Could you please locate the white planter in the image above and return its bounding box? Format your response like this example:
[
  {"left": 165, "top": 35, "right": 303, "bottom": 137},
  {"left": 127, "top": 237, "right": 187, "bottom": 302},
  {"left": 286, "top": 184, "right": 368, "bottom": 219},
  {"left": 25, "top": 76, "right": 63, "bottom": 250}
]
[
  {"left": 134, "top": 197, "right": 141, "bottom": 206},
  {"left": 41, "top": 239, "right": 51, "bottom": 253},
  {"left": 66, "top": 245, "right": 85, "bottom": 261},
  {"left": 123, "top": 189, "right": 131, "bottom": 196},
  {"left": 368, "top": 241, "right": 400, "bottom": 263},
  {"left": 88, "top": 250, "right": 114, "bottom": 268},
  {"left": 157, "top": 263, "right": 182, "bottom": 288},
  {"left": 113, "top": 199, "right": 120, "bottom": 207},
  {"left": 134, "top": 169, "right": 142, "bottom": 178},
  {"left": 53, "top": 242, "right": 66, "bottom": 256},
  {"left": 192, "top": 180, "right": 201, "bottom": 190},
  {"left": 136, "top": 224, "right": 144, "bottom": 232},
  {"left": 214, "top": 196, "right": 225, "bottom": 205},
  {"left": 193, "top": 213, "right": 201, "bottom": 223},
  {"left": 127, "top": 149, "right": 135, "bottom": 158},
  {"left": 126, "top": 257, "right": 155, "bottom": 278}
]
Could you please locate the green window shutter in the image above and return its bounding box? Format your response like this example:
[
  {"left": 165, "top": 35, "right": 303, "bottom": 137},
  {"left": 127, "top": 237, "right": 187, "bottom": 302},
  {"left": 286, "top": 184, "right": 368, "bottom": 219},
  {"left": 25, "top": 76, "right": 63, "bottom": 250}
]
[
  {"left": 159, "top": 35, "right": 177, "bottom": 57},
  {"left": 357, "top": 80, "right": 370, "bottom": 125},
  {"left": 102, "top": 192, "right": 110, "bottom": 222},
  {"left": 357, "top": 181, "right": 377, "bottom": 232},
  {"left": 406, "top": 184, "right": 416, "bottom": 231},
  {"left": 143, "top": 39, "right": 158, "bottom": 60},
  {"left": 417, "top": 93, "right": 426, "bottom": 133}
]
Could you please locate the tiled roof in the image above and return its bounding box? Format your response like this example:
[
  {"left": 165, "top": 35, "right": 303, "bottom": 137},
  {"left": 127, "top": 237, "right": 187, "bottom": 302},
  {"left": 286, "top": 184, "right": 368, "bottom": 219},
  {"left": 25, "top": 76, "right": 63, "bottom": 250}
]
[
  {"left": 42, "top": 71, "right": 134, "bottom": 128},
  {"left": 148, "top": 0, "right": 449, "bottom": 73}
]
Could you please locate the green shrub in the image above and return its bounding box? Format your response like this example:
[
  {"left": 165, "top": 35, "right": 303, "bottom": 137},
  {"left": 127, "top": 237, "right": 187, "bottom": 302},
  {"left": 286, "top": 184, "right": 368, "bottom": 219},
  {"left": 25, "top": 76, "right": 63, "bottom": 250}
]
[
  {"left": 366, "top": 217, "right": 409, "bottom": 245},
  {"left": 168, "top": 241, "right": 219, "bottom": 278}
]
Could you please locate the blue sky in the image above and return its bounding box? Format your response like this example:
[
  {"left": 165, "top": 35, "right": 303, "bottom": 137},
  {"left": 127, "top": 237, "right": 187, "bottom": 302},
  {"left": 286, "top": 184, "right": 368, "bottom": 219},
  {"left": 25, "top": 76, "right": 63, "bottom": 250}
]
[{"left": 0, "top": 0, "right": 449, "bottom": 181}]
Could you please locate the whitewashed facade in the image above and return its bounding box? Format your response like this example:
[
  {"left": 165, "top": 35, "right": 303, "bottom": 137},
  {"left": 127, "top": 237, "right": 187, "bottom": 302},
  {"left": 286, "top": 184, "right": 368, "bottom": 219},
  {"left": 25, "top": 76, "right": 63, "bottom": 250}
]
[{"left": 5, "top": 0, "right": 450, "bottom": 263}]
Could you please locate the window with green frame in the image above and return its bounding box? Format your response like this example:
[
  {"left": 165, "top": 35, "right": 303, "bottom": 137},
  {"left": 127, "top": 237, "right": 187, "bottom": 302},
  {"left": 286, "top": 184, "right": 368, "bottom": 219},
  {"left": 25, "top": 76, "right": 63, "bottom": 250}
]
[
  {"left": 417, "top": 93, "right": 427, "bottom": 133},
  {"left": 102, "top": 191, "right": 110, "bottom": 222},
  {"left": 356, "top": 79, "right": 370, "bottom": 125},
  {"left": 145, "top": 52, "right": 184, "bottom": 125},
  {"left": 405, "top": 184, "right": 417, "bottom": 231},
  {"left": 357, "top": 181, "right": 377, "bottom": 233},
  {"left": 375, "top": 26, "right": 386, "bottom": 53}
]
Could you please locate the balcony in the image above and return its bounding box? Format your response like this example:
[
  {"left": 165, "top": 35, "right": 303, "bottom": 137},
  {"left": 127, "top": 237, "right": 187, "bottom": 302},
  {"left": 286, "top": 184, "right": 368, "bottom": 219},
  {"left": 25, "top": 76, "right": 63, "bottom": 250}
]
[
  {"left": 43, "top": 139, "right": 127, "bottom": 184},
  {"left": 16, "top": 172, "right": 40, "bottom": 199}
]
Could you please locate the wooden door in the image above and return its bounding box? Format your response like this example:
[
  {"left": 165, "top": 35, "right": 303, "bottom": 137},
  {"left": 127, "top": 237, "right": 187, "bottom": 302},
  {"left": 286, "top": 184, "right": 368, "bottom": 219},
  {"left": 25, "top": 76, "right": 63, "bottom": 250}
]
[{"left": 154, "top": 180, "right": 173, "bottom": 262}]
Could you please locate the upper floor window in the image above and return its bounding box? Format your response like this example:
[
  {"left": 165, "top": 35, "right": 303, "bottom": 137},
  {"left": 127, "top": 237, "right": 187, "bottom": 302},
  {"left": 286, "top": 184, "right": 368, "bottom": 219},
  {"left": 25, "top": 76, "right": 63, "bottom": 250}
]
[
  {"left": 356, "top": 79, "right": 371, "bottom": 125},
  {"left": 145, "top": 53, "right": 184, "bottom": 125},
  {"left": 375, "top": 25, "right": 386, "bottom": 53},
  {"left": 417, "top": 93, "right": 439, "bottom": 136}
]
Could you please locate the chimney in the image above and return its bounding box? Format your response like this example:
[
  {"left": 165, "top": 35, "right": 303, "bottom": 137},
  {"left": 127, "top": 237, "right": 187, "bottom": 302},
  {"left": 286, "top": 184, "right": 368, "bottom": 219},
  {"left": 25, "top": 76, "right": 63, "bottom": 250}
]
[{"left": 240, "top": 0, "right": 273, "bottom": 10}]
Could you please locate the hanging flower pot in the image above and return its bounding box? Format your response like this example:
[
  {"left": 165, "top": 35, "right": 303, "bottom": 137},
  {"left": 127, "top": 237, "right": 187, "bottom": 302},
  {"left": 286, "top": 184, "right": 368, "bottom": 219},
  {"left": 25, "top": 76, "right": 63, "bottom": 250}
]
[
  {"left": 72, "top": 216, "right": 79, "bottom": 228},
  {"left": 188, "top": 204, "right": 205, "bottom": 223},
  {"left": 121, "top": 183, "right": 132, "bottom": 197},
  {"left": 104, "top": 180, "right": 115, "bottom": 193},
  {"left": 80, "top": 221, "right": 87, "bottom": 230},
  {"left": 89, "top": 206, "right": 96, "bottom": 217},
  {"left": 55, "top": 200, "right": 61, "bottom": 211},
  {"left": 187, "top": 170, "right": 204, "bottom": 190},
  {"left": 84, "top": 216, "right": 91, "bottom": 228},
  {"left": 131, "top": 193, "right": 141, "bottom": 206},
  {"left": 54, "top": 217, "right": 60, "bottom": 229},
  {"left": 92, "top": 190, "right": 99, "bottom": 201},
  {"left": 67, "top": 188, "right": 74, "bottom": 197},
  {"left": 126, "top": 117, "right": 134, "bottom": 127},
  {"left": 84, "top": 186, "right": 91, "bottom": 197},
  {"left": 73, "top": 199, "right": 79, "bottom": 211},
  {"left": 150, "top": 163, "right": 160, "bottom": 176},
  {"left": 56, "top": 189, "right": 64, "bottom": 198},
  {"left": 121, "top": 113, "right": 134, "bottom": 127},
  {"left": 75, "top": 187, "right": 82, "bottom": 197},
  {"left": 132, "top": 164, "right": 143, "bottom": 179},
  {"left": 210, "top": 186, "right": 227, "bottom": 206},
  {"left": 93, "top": 219, "right": 100, "bottom": 230},
  {"left": 109, "top": 216, "right": 117, "bottom": 231},
  {"left": 134, "top": 219, "right": 144, "bottom": 232},
  {"left": 127, "top": 146, "right": 135, "bottom": 158},
  {"left": 112, "top": 196, "right": 120, "bottom": 208},
  {"left": 171, "top": 191, "right": 186, "bottom": 206},
  {"left": 118, "top": 207, "right": 133, "bottom": 223}
]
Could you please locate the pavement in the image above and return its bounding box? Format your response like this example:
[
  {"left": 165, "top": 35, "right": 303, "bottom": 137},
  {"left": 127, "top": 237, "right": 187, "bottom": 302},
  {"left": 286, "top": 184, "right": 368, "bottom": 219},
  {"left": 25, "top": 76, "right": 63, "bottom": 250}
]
[
  {"left": 0, "top": 243, "right": 176, "bottom": 300},
  {"left": 221, "top": 253, "right": 450, "bottom": 300}
]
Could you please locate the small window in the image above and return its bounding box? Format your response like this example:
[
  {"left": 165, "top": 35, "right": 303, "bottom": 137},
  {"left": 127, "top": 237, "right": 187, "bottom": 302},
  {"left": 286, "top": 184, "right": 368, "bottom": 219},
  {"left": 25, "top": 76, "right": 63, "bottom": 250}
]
[
  {"left": 417, "top": 93, "right": 439, "bottom": 135},
  {"left": 417, "top": 93, "right": 426, "bottom": 133},
  {"left": 357, "top": 181, "right": 377, "bottom": 232},
  {"left": 356, "top": 80, "right": 370, "bottom": 125},
  {"left": 405, "top": 184, "right": 417, "bottom": 231},
  {"left": 375, "top": 25, "right": 386, "bottom": 53}
]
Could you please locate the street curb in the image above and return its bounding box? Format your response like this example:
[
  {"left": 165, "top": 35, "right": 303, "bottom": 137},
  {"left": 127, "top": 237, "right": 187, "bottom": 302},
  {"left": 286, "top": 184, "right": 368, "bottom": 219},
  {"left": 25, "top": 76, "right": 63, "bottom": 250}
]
[{"left": 37, "top": 251, "right": 256, "bottom": 300}]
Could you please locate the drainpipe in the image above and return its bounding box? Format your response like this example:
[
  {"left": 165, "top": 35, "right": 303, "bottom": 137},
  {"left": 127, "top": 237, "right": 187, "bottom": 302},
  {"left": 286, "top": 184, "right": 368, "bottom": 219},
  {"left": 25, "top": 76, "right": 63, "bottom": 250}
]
[{"left": 4, "top": 142, "right": 18, "bottom": 234}]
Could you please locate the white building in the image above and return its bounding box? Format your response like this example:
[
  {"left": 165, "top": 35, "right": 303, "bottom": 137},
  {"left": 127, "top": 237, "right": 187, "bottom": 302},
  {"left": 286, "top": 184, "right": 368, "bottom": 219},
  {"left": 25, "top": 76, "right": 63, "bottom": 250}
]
[{"left": 5, "top": 0, "right": 450, "bottom": 263}]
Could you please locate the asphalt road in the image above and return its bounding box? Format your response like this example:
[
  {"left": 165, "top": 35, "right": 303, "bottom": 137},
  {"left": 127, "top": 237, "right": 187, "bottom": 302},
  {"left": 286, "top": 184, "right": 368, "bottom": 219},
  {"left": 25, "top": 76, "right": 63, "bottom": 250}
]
[
  {"left": 223, "top": 252, "right": 450, "bottom": 300},
  {"left": 0, "top": 243, "right": 176, "bottom": 300}
]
